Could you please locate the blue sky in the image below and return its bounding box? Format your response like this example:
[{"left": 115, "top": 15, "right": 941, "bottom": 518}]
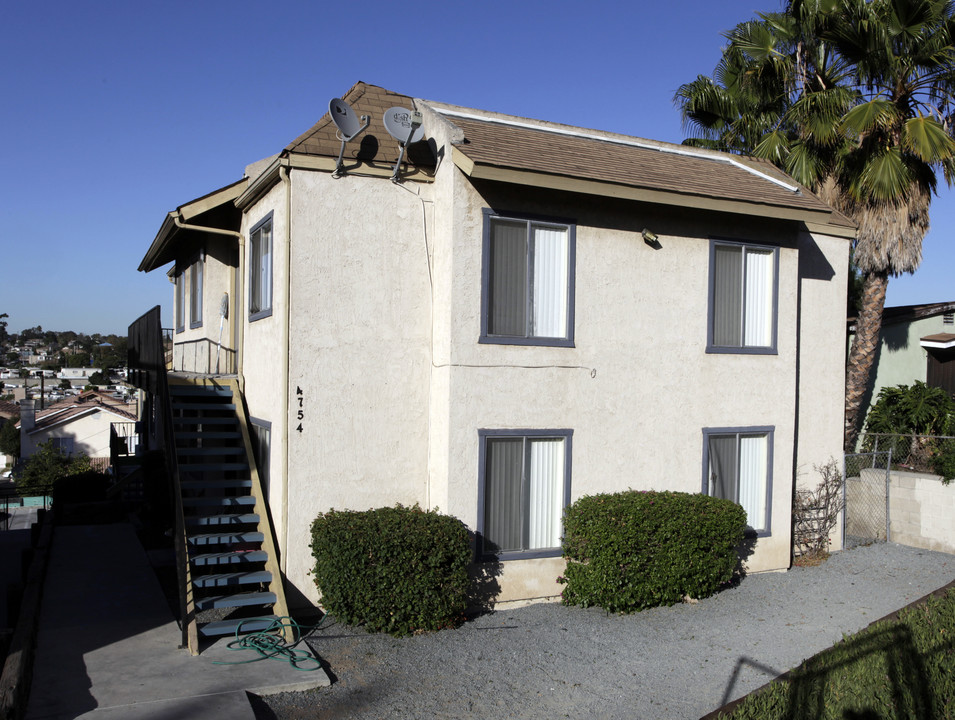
[{"left": 1, "top": 0, "right": 951, "bottom": 335}]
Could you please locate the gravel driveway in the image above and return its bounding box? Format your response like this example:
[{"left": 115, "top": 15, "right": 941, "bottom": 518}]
[{"left": 257, "top": 543, "right": 955, "bottom": 719}]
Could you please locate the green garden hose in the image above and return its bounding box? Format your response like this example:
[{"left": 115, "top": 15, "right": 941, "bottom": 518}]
[{"left": 212, "top": 616, "right": 326, "bottom": 671}]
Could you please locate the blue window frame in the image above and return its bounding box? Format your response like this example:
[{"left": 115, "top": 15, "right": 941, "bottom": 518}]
[
  {"left": 477, "top": 428, "right": 573, "bottom": 560},
  {"left": 707, "top": 239, "right": 778, "bottom": 354},
  {"left": 249, "top": 213, "right": 273, "bottom": 322},
  {"left": 702, "top": 426, "right": 774, "bottom": 536},
  {"left": 480, "top": 209, "right": 576, "bottom": 347}
]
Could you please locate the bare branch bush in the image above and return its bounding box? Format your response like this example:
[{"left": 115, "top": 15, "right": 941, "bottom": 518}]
[{"left": 793, "top": 458, "right": 845, "bottom": 564}]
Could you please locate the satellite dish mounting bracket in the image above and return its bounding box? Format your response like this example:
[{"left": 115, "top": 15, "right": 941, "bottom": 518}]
[{"left": 329, "top": 97, "right": 371, "bottom": 178}]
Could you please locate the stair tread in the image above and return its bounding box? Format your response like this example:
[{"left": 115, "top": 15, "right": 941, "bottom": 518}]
[
  {"left": 182, "top": 495, "right": 256, "bottom": 506},
  {"left": 181, "top": 479, "right": 253, "bottom": 490},
  {"left": 186, "top": 513, "right": 260, "bottom": 526},
  {"left": 192, "top": 550, "right": 269, "bottom": 565},
  {"left": 172, "top": 417, "right": 237, "bottom": 425},
  {"left": 188, "top": 531, "right": 264, "bottom": 545},
  {"left": 194, "top": 590, "right": 276, "bottom": 610},
  {"left": 172, "top": 402, "right": 236, "bottom": 410},
  {"left": 199, "top": 615, "right": 279, "bottom": 638},
  {"left": 194, "top": 570, "right": 272, "bottom": 587},
  {"left": 178, "top": 463, "right": 249, "bottom": 472},
  {"left": 177, "top": 446, "right": 246, "bottom": 455},
  {"left": 169, "top": 386, "right": 233, "bottom": 397}
]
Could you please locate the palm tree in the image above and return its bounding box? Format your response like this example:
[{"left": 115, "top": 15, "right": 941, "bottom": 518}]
[{"left": 676, "top": 0, "right": 955, "bottom": 450}]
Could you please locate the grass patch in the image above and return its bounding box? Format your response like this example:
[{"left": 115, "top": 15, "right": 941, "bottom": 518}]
[{"left": 716, "top": 584, "right": 955, "bottom": 719}]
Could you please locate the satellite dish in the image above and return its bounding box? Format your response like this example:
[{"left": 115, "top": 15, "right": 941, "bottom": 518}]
[
  {"left": 328, "top": 97, "right": 370, "bottom": 177},
  {"left": 383, "top": 107, "right": 425, "bottom": 145},
  {"left": 383, "top": 106, "right": 424, "bottom": 182}
]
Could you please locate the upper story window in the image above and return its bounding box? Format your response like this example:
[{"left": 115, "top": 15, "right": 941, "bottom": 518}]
[
  {"left": 249, "top": 213, "right": 273, "bottom": 322},
  {"left": 707, "top": 240, "right": 778, "bottom": 354},
  {"left": 480, "top": 209, "right": 575, "bottom": 347},
  {"left": 189, "top": 256, "right": 203, "bottom": 329},
  {"left": 175, "top": 271, "right": 185, "bottom": 334},
  {"left": 702, "top": 426, "right": 774, "bottom": 536}
]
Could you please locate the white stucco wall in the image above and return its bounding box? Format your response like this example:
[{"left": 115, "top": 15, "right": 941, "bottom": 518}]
[
  {"left": 240, "top": 115, "right": 850, "bottom": 608},
  {"left": 275, "top": 171, "right": 435, "bottom": 602},
  {"left": 239, "top": 182, "right": 291, "bottom": 556}
]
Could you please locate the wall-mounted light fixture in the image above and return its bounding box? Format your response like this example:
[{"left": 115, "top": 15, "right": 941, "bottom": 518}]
[{"left": 642, "top": 228, "right": 658, "bottom": 245}]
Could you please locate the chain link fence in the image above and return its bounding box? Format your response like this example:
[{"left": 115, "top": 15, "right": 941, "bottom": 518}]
[
  {"left": 843, "top": 451, "right": 891, "bottom": 549},
  {"left": 861, "top": 433, "right": 955, "bottom": 475}
]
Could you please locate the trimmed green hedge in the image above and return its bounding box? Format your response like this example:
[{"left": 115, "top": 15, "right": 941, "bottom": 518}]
[
  {"left": 718, "top": 586, "right": 955, "bottom": 719},
  {"left": 310, "top": 504, "right": 471, "bottom": 637},
  {"left": 560, "top": 490, "right": 746, "bottom": 612}
]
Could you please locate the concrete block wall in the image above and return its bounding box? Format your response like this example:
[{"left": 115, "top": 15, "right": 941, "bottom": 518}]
[{"left": 888, "top": 470, "right": 955, "bottom": 554}]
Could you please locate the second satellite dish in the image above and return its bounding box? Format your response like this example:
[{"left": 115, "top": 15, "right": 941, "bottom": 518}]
[
  {"left": 329, "top": 97, "right": 370, "bottom": 177},
  {"left": 384, "top": 107, "right": 425, "bottom": 145},
  {"left": 384, "top": 106, "right": 424, "bottom": 182}
]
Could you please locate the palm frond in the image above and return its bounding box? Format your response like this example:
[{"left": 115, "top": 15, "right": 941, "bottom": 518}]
[
  {"left": 904, "top": 114, "right": 955, "bottom": 160},
  {"left": 841, "top": 98, "right": 901, "bottom": 134}
]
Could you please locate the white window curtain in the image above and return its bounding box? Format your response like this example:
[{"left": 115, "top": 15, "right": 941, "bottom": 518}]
[
  {"left": 738, "top": 434, "right": 768, "bottom": 530},
  {"left": 527, "top": 438, "right": 564, "bottom": 549},
  {"left": 532, "top": 226, "right": 569, "bottom": 338},
  {"left": 743, "top": 249, "right": 773, "bottom": 347}
]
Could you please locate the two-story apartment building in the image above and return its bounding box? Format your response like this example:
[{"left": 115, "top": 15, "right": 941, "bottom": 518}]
[{"left": 137, "top": 82, "right": 853, "bottom": 609}]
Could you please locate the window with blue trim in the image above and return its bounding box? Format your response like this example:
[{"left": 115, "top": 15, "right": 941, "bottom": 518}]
[
  {"left": 702, "top": 426, "right": 773, "bottom": 536},
  {"left": 249, "top": 214, "right": 273, "bottom": 321},
  {"left": 478, "top": 429, "right": 572, "bottom": 559},
  {"left": 708, "top": 240, "right": 778, "bottom": 354},
  {"left": 480, "top": 210, "right": 575, "bottom": 346}
]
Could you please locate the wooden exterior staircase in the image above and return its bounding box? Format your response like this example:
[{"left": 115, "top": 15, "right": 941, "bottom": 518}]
[{"left": 168, "top": 377, "right": 289, "bottom": 652}]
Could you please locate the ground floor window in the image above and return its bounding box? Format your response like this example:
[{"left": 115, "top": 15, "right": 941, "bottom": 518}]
[
  {"left": 702, "top": 426, "right": 773, "bottom": 535},
  {"left": 478, "top": 429, "right": 572, "bottom": 559}
]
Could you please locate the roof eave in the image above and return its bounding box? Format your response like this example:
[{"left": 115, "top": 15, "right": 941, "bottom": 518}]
[
  {"left": 138, "top": 180, "right": 247, "bottom": 273},
  {"left": 453, "top": 150, "right": 844, "bottom": 229}
]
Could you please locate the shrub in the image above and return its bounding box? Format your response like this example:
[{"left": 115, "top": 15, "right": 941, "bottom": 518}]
[
  {"left": 310, "top": 504, "right": 471, "bottom": 637},
  {"left": 932, "top": 438, "right": 955, "bottom": 484},
  {"left": 561, "top": 490, "right": 746, "bottom": 612}
]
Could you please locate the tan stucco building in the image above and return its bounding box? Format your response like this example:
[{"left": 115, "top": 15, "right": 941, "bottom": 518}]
[{"left": 138, "top": 82, "right": 854, "bottom": 608}]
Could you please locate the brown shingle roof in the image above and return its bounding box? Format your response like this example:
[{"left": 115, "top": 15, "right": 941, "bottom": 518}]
[
  {"left": 439, "top": 110, "right": 836, "bottom": 217},
  {"left": 0, "top": 400, "right": 19, "bottom": 421},
  {"left": 285, "top": 82, "right": 435, "bottom": 170}
]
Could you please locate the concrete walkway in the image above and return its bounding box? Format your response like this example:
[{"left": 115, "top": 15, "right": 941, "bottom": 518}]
[{"left": 24, "top": 523, "right": 328, "bottom": 720}]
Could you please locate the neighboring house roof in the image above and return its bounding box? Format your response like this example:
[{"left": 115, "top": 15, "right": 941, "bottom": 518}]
[
  {"left": 0, "top": 400, "right": 19, "bottom": 422},
  {"left": 20, "top": 390, "right": 136, "bottom": 435},
  {"left": 920, "top": 333, "right": 955, "bottom": 349},
  {"left": 848, "top": 301, "right": 955, "bottom": 333}
]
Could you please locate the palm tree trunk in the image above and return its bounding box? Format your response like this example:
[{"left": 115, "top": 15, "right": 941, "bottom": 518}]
[{"left": 844, "top": 270, "right": 889, "bottom": 451}]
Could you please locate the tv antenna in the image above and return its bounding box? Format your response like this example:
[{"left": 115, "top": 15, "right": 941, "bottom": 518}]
[
  {"left": 383, "top": 106, "right": 424, "bottom": 182},
  {"left": 329, "top": 97, "right": 370, "bottom": 177}
]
